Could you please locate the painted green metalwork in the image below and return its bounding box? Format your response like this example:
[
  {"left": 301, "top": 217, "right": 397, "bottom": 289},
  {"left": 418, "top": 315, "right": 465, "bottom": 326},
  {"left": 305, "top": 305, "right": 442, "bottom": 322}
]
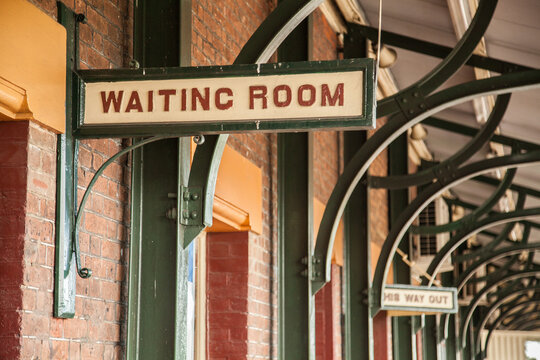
[
  {"left": 459, "top": 270, "right": 540, "bottom": 348},
  {"left": 369, "top": 94, "right": 511, "bottom": 190},
  {"left": 277, "top": 5, "right": 316, "bottom": 358},
  {"left": 348, "top": 25, "right": 533, "bottom": 75},
  {"left": 482, "top": 299, "right": 540, "bottom": 356},
  {"left": 315, "top": 68, "right": 540, "bottom": 295},
  {"left": 376, "top": 0, "right": 498, "bottom": 117},
  {"left": 388, "top": 132, "right": 413, "bottom": 359},
  {"left": 423, "top": 206, "right": 540, "bottom": 287},
  {"left": 373, "top": 150, "right": 540, "bottom": 310},
  {"left": 472, "top": 174, "right": 540, "bottom": 199},
  {"left": 343, "top": 131, "right": 373, "bottom": 360},
  {"left": 422, "top": 117, "right": 540, "bottom": 151},
  {"left": 126, "top": 0, "right": 192, "bottom": 358},
  {"left": 54, "top": 2, "right": 80, "bottom": 318},
  {"left": 410, "top": 167, "right": 516, "bottom": 236},
  {"left": 446, "top": 198, "right": 540, "bottom": 232},
  {"left": 472, "top": 285, "right": 540, "bottom": 356}
]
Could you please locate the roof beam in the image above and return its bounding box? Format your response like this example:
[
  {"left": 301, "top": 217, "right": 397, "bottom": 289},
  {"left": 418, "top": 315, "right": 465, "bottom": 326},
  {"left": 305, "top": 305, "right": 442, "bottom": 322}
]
[
  {"left": 423, "top": 117, "right": 540, "bottom": 151},
  {"left": 348, "top": 24, "right": 533, "bottom": 74}
]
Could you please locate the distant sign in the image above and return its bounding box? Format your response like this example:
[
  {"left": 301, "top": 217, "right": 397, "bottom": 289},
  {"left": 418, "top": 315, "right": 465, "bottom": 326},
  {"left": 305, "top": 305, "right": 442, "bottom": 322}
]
[
  {"left": 77, "top": 59, "right": 374, "bottom": 137},
  {"left": 382, "top": 284, "right": 458, "bottom": 315}
]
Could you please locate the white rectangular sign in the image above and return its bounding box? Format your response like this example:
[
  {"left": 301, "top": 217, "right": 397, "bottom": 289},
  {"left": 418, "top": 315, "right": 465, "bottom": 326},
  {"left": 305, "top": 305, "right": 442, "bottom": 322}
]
[
  {"left": 382, "top": 285, "right": 458, "bottom": 314},
  {"left": 84, "top": 71, "right": 364, "bottom": 125}
]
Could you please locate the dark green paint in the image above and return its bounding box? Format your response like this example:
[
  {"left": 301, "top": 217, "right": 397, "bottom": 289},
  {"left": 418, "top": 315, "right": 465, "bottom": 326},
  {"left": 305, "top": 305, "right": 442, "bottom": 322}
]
[
  {"left": 127, "top": 0, "right": 192, "bottom": 358},
  {"left": 277, "top": 9, "right": 315, "bottom": 359},
  {"left": 343, "top": 131, "right": 373, "bottom": 360},
  {"left": 54, "top": 2, "right": 80, "bottom": 318},
  {"left": 387, "top": 119, "right": 413, "bottom": 360},
  {"left": 347, "top": 24, "right": 532, "bottom": 74}
]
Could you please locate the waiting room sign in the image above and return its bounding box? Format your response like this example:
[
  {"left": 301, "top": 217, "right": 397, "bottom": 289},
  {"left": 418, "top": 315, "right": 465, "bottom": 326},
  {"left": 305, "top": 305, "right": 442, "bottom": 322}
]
[{"left": 77, "top": 59, "right": 374, "bottom": 137}]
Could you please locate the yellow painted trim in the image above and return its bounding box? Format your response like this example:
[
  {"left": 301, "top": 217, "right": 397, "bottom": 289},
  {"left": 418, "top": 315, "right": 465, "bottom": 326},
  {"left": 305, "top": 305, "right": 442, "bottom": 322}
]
[
  {"left": 0, "top": 77, "right": 33, "bottom": 120},
  {"left": 193, "top": 143, "right": 262, "bottom": 234},
  {"left": 0, "top": 0, "right": 66, "bottom": 133}
]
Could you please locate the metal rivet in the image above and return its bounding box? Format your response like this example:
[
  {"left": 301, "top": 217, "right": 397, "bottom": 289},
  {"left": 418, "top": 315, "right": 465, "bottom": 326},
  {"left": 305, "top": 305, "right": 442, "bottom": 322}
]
[
  {"left": 183, "top": 192, "right": 190, "bottom": 201},
  {"left": 408, "top": 109, "right": 414, "bottom": 114},
  {"left": 419, "top": 103, "right": 427, "bottom": 109},
  {"left": 191, "top": 193, "right": 199, "bottom": 201},
  {"left": 190, "top": 210, "right": 198, "bottom": 219},
  {"left": 413, "top": 92, "right": 419, "bottom": 97},
  {"left": 401, "top": 98, "right": 408, "bottom": 103}
]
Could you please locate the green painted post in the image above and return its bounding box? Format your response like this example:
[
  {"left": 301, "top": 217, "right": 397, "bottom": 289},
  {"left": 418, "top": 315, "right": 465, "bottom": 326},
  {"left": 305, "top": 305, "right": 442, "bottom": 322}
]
[
  {"left": 422, "top": 315, "right": 438, "bottom": 359},
  {"left": 442, "top": 272, "right": 457, "bottom": 360},
  {"left": 388, "top": 131, "right": 413, "bottom": 359},
  {"left": 343, "top": 27, "right": 373, "bottom": 360},
  {"left": 277, "top": 9, "right": 315, "bottom": 360},
  {"left": 127, "top": 0, "right": 192, "bottom": 358},
  {"left": 343, "top": 131, "right": 373, "bottom": 360},
  {"left": 54, "top": 2, "right": 78, "bottom": 318}
]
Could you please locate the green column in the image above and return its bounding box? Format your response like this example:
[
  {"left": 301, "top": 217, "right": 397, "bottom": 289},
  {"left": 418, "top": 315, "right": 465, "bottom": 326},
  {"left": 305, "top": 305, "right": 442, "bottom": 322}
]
[
  {"left": 343, "top": 27, "right": 373, "bottom": 360},
  {"left": 277, "top": 10, "right": 315, "bottom": 360},
  {"left": 127, "top": 0, "right": 192, "bottom": 358},
  {"left": 442, "top": 272, "right": 457, "bottom": 360}
]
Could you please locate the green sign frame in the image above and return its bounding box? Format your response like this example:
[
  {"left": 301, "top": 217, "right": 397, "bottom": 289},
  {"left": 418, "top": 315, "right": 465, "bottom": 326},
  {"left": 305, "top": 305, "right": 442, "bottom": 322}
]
[{"left": 76, "top": 58, "right": 375, "bottom": 138}]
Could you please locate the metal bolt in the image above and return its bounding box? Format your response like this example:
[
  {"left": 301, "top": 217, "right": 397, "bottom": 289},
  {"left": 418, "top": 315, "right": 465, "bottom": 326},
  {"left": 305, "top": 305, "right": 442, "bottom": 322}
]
[
  {"left": 401, "top": 98, "right": 408, "bottom": 103},
  {"left": 191, "top": 193, "right": 199, "bottom": 201},
  {"left": 190, "top": 210, "right": 198, "bottom": 219},
  {"left": 193, "top": 135, "right": 205, "bottom": 145},
  {"left": 408, "top": 109, "right": 415, "bottom": 114},
  {"left": 413, "top": 92, "right": 420, "bottom": 97},
  {"left": 315, "top": 272, "right": 321, "bottom": 277},
  {"left": 182, "top": 210, "right": 190, "bottom": 219},
  {"left": 419, "top": 103, "right": 427, "bottom": 109},
  {"left": 301, "top": 269, "right": 309, "bottom": 277},
  {"left": 76, "top": 13, "right": 87, "bottom": 23},
  {"left": 301, "top": 257, "right": 309, "bottom": 265},
  {"left": 183, "top": 191, "right": 190, "bottom": 201}
]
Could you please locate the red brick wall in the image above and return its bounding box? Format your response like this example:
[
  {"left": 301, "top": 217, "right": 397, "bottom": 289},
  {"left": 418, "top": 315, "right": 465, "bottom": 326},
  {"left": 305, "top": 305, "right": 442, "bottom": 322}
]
[
  {"left": 5, "top": 1, "right": 134, "bottom": 358},
  {"left": 0, "top": 122, "right": 29, "bottom": 360},
  {"left": 316, "top": 265, "right": 342, "bottom": 360}
]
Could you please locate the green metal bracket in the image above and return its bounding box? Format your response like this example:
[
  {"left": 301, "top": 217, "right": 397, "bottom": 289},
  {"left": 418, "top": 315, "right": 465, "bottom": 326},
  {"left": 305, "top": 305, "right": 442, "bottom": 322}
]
[
  {"left": 473, "top": 285, "right": 540, "bottom": 356},
  {"left": 370, "top": 94, "right": 511, "bottom": 190},
  {"left": 315, "top": 68, "right": 540, "bottom": 298},
  {"left": 177, "top": 186, "right": 203, "bottom": 226},
  {"left": 54, "top": 2, "right": 83, "bottom": 318}
]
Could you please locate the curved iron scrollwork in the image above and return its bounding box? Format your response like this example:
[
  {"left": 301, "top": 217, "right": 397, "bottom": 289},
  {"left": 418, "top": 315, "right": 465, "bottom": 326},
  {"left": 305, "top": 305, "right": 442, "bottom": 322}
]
[{"left": 369, "top": 94, "right": 511, "bottom": 190}]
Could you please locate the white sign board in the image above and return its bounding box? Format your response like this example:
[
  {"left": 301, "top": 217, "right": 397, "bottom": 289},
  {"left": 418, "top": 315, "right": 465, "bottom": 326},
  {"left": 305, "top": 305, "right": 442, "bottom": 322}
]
[
  {"left": 382, "top": 284, "right": 458, "bottom": 315},
  {"left": 84, "top": 72, "right": 364, "bottom": 125},
  {"left": 76, "top": 59, "right": 375, "bottom": 137}
]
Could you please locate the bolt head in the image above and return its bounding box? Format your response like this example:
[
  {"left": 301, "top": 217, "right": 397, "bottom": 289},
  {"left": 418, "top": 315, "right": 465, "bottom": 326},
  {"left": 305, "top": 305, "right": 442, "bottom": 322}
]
[
  {"left": 190, "top": 210, "right": 198, "bottom": 219},
  {"left": 191, "top": 193, "right": 199, "bottom": 200}
]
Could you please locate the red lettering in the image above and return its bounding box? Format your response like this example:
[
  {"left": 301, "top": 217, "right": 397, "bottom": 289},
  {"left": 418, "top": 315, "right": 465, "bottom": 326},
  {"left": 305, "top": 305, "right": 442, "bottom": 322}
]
[
  {"left": 125, "top": 91, "right": 143, "bottom": 112},
  {"left": 273, "top": 85, "right": 291, "bottom": 107},
  {"left": 181, "top": 89, "right": 187, "bottom": 111},
  {"left": 100, "top": 91, "right": 123, "bottom": 113},
  {"left": 158, "top": 89, "right": 176, "bottom": 111},
  {"left": 215, "top": 88, "right": 233, "bottom": 110},
  {"left": 298, "top": 85, "right": 316, "bottom": 106},
  {"left": 249, "top": 86, "right": 267, "bottom": 109},
  {"left": 321, "top": 83, "right": 344, "bottom": 106},
  {"left": 192, "top": 88, "right": 210, "bottom": 110},
  {"left": 148, "top": 91, "right": 153, "bottom": 112}
]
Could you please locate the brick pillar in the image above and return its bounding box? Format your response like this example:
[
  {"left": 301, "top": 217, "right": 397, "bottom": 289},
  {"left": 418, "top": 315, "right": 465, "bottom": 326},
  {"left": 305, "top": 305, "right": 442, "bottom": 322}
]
[
  {"left": 0, "top": 121, "right": 29, "bottom": 359},
  {"left": 316, "top": 264, "right": 342, "bottom": 360},
  {"left": 373, "top": 311, "right": 393, "bottom": 360},
  {"left": 206, "top": 232, "right": 250, "bottom": 359}
]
